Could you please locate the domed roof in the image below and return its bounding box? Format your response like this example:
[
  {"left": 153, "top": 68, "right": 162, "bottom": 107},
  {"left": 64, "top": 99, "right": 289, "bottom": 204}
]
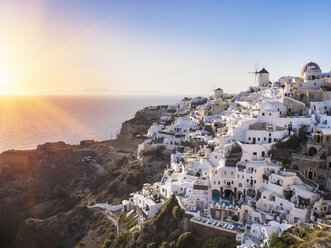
[{"left": 301, "top": 62, "right": 321, "bottom": 77}]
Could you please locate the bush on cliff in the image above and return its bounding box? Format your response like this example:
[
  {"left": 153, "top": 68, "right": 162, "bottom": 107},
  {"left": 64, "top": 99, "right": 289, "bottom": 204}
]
[
  {"left": 172, "top": 206, "right": 183, "bottom": 221},
  {"left": 132, "top": 195, "right": 184, "bottom": 247},
  {"left": 113, "top": 233, "right": 131, "bottom": 248},
  {"left": 176, "top": 232, "right": 195, "bottom": 248},
  {"left": 275, "top": 125, "right": 308, "bottom": 150},
  {"left": 54, "top": 185, "right": 67, "bottom": 199}
]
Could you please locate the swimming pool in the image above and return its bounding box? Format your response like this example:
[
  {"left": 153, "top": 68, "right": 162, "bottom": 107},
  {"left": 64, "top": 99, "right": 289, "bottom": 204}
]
[{"left": 214, "top": 199, "right": 230, "bottom": 206}]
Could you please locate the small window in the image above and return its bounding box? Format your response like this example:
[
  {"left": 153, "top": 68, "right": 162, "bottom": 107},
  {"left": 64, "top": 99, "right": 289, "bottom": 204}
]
[
  {"left": 262, "top": 113, "right": 265, "bottom": 116},
  {"left": 239, "top": 183, "right": 242, "bottom": 187},
  {"left": 269, "top": 113, "right": 271, "bottom": 116},
  {"left": 269, "top": 133, "right": 271, "bottom": 136}
]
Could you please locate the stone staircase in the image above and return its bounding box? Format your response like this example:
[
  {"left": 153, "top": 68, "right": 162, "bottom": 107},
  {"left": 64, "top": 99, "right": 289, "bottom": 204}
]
[{"left": 225, "top": 145, "right": 242, "bottom": 167}]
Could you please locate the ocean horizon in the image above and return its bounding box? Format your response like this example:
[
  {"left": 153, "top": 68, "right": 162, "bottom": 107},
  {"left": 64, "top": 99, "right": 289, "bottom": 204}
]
[{"left": 0, "top": 95, "right": 184, "bottom": 152}]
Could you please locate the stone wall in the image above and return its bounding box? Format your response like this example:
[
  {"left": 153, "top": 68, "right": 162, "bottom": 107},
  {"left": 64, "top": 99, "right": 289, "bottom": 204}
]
[{"left": 189, "top": 220, "right": 237, "bottom": 240}]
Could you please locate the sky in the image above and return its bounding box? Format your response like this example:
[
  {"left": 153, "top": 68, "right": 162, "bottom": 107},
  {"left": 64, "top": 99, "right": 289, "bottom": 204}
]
[{"left": 0, "top": 0, "right": 331, "bottom": 96}]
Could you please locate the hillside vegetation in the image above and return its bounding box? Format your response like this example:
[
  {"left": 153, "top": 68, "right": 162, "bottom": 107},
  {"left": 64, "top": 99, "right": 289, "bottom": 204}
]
[
  {"left": 269, "top": 224, "right": 331, "bottom": 248},
  {"left": 109, "top": 195, "right": 238, "bottom": 248}
]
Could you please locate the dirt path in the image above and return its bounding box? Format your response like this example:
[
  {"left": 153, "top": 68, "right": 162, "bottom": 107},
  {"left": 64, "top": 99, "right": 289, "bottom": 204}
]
[{"left": 89, "top": 206, "right": 120, "bottom": 235}]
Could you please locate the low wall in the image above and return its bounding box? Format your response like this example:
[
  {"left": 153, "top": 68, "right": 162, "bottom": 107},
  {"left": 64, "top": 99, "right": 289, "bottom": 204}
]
[{"left": 189, "top": 220, "right": 237, "bottom": 240}]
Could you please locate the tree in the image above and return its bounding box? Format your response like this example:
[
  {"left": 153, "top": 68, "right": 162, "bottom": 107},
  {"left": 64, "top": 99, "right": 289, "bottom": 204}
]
[
  {"left": 232, "top": 215, "right": 239, "bottom": 222},
  {"left": 172, "top": 206, "right": 183, "bottom": 221},
  {"left": 176, "top": 232, "right": 195, "bottom": 248}
]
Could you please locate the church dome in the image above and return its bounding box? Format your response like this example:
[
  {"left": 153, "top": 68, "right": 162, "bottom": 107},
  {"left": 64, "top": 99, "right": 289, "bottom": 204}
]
[{"left": 301, "top": 62, "right": 321, "bottom": 77}]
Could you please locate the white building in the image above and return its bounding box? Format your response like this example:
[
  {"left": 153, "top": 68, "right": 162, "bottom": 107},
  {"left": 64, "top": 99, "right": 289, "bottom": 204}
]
[{"left": 130, "top": 184, "right": 164, "bottom": 219}]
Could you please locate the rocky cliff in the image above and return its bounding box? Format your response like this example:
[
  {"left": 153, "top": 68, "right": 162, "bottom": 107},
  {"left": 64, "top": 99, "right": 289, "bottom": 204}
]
[{"left": 0, "top": 107, "right": 169, "bottom": 248}]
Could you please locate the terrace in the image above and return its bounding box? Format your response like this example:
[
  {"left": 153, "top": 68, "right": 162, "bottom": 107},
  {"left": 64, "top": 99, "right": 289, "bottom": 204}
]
[{"left": 191, "top": 216, "right": 244, "bottom": 233}]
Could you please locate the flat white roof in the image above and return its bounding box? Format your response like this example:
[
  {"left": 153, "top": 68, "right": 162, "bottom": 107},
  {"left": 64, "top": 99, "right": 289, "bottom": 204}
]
[{"left": 293, "top": 184, "right": 315, "bottom": 199}]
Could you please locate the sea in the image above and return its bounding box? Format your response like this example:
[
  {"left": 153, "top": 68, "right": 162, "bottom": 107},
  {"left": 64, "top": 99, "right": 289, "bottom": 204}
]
[{"left": 0, "top": 95, "right": 184, "bottom": 152}]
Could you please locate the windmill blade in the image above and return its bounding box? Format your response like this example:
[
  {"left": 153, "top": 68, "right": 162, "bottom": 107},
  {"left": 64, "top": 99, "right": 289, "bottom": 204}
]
[{"left": 255, "top": 60, "right": 259, "bottom": 72}]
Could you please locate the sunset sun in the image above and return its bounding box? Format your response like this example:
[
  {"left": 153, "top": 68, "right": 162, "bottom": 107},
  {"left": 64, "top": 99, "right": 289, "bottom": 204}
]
[
  {"left": 0, "top": 75, "right": 15, "bottom": 94},
  {"left": 1, "top": 75, "right": 10, "bottom": 86}
]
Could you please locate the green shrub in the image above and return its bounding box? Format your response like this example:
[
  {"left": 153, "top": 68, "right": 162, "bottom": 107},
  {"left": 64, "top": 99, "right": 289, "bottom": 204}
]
[
  {"left": 117, "top": 156, "right": 129, "bottom": 167},
  {"left": 147, "top": 242, "right": 157, "bottom": 248},
  {"left": 115, "top": 233, "right": 131, "bottom": 247},
  {"left": 132, "top": 229, "right": 139, "bottom": 241},
  {"left": 167, "top": 229, "right": 181, "bottom": 242},
  {"left": 232, "top": 215, "right": 239, "bottom": 222},
  {"left": 287, "top": 135, "right": 300, "bottom": 149},
  {"left": 172, "top": 206, "right": 182, "bottom": 221},
  {"left": 108, "top": 233, "right": 115, "bottom": 240},
  {"left": 103, "top": 238, "right": 112, "bottom": 248},
  {"left": 159, "top": 242, "right": 170, "bottom": 248},
  {"left": 176, "top": 232, "right": 195, "bottom": 248}
]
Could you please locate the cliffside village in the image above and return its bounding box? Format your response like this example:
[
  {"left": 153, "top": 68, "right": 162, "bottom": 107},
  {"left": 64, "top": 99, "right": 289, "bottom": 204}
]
[{"left": 120, "top": 62, "right": 331, "bottom": 247}]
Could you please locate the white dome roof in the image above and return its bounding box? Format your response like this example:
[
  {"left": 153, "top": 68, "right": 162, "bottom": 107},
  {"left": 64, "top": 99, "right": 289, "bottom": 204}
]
[{"left": 301, "top": 62, "right": 321, "bottom": 77}]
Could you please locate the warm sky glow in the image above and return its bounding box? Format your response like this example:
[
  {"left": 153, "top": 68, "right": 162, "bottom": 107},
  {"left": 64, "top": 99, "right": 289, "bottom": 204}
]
[
  {"left": 1, "top": 0, "right": 331, "bottom": 95},
  {"left": 0, "top": 95, "right": 94, "bottom": 149}
]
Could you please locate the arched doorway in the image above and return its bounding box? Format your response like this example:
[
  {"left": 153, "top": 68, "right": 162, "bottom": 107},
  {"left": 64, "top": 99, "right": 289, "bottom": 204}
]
[
  {"left": 222, "top": 189, "right": 233, "bottom": 199},
  {"left": 308, "top": 147, "right": 317, "bottom": 156}
]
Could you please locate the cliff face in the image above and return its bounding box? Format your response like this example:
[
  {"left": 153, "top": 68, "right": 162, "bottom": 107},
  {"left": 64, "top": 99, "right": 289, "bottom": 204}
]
[
  {"left": 0, "top": 107, "right": 169, "bottom": 248},
  {"left": 0, "top": 142, "right": 100, "bottom": 247},
  {"left": 112, "top": 107, "right": 167, "bottom": 152},
  {"left": 13, "top": 206, "right": 115, "bottom": 248}
]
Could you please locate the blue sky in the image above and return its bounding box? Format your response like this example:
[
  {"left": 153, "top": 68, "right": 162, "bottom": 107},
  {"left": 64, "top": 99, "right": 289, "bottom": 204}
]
[{"left": 1, "top": 0, "right": 331, "bottom": 95}]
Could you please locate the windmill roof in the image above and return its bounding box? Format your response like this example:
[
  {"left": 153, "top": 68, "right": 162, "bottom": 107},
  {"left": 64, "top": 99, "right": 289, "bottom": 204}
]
[{"left": 259, "top": 68, "right": 269, "bottom": 74}]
